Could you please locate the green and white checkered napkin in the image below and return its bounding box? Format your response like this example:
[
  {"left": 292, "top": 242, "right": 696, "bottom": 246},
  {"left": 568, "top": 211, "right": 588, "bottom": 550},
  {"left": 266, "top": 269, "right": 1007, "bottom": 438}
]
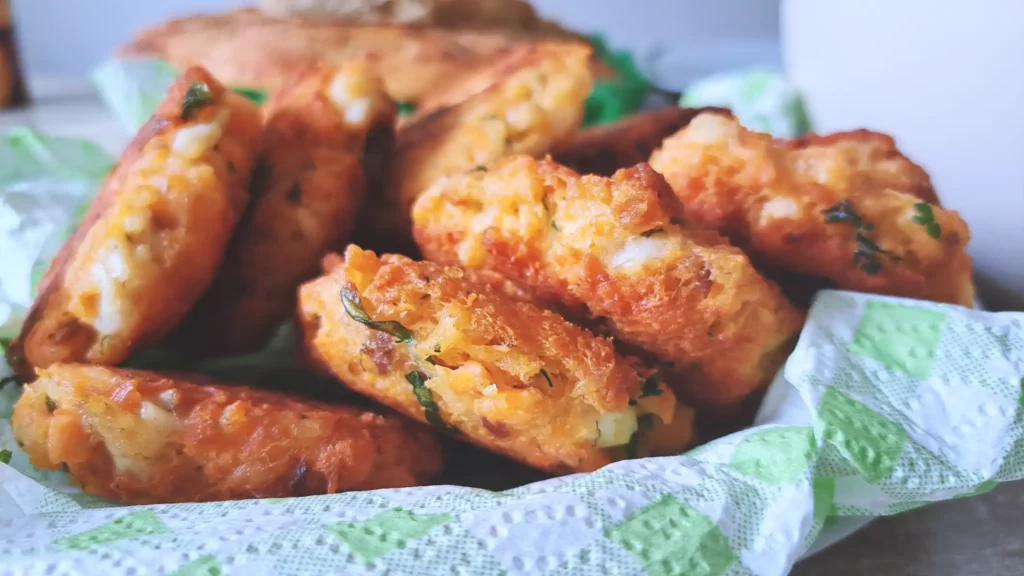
[{"left": 2, "top": 132, "right": 1024, "bottom": 576}]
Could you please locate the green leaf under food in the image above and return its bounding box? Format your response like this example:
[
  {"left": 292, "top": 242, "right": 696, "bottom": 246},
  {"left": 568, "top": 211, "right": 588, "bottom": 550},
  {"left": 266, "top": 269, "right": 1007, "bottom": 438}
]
[
  {"left": 582, "top": 35, "right": 653, "bottom": 128},
  {"left": 92, "top": 57, "right": 179, "bottom": 132},
  {"left": 232, "top": 87, "right": 268, "bottom": 106},
  {"left": 341, "top": 289, "right": 414, "bottom": 342},
  {"left": 406, "top": 371, "right": 448, "bottom": 430}
]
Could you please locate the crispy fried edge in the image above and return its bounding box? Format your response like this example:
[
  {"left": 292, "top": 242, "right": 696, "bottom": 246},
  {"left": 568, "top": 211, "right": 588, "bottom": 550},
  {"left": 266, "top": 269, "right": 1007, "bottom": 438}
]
[{"left": 7, "top": 67, "right": 252, "bottom": 381}]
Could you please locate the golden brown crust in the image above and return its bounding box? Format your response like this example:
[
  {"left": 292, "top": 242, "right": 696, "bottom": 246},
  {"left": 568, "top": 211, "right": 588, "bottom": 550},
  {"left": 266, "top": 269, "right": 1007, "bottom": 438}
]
[
  {"left": 121, "top": 8, "right": 581, "bottom": 104},
  {"left": 361, "top": 42, "right": 592, "bottom": 250},
  {"left": 298, "top": 246, "right": 693, "bottom": 473},
  {"left": 173, "top": 64, "right": 396, "bottom": 358},
  {"left": 412, "top": 156, "right": 804, "bottom": 411},
  {"left": 260, "top": 0, "right": 551, "bottom": 30},
  {"left": 11, "top": 363, "right": 442, "bottom": 504},
  {"left": 778, "top": 129, "right": 940, "bottom": 205},
  {"left": 649, "top": 112, "right": 974, "bottom": 306},
  {"left": 8, "top": 68, "right": 262, "bottom": 380},
  {"left": 552, "top": 107, "right": 724, "bottom": 176},
  {"left": 406, "top": 38, "right": 596, "bottom": 122}
]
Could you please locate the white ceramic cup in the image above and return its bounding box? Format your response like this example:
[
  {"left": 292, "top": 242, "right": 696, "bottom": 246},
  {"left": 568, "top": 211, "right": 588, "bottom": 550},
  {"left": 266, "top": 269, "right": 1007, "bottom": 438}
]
[{"left": 782, "top": 0, "right": 1024, "bottom": 311}]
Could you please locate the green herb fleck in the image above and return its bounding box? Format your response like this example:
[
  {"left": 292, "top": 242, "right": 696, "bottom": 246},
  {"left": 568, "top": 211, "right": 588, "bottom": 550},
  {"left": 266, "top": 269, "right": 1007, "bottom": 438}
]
[
  {"left": 669, "top": 217, "right": 684, "bottom": 226},
  {"left": 341, "top": 288, "right": 414, "bottom": 342},
  {"left": 286, "top": 183, "right": 302, "bottom": 204},
  {"left": 0, "top": 450, "right": 11, "bottom": 465},
  {"left": 406, "top": 371, "right": 447, "bottom": 430},
  {"left": 912, "top": 202, "right": 941, "bottom": 239},
  {"left": 641, "top": 228, "right": 664, "bottom": 238},
  {"left": 471, "top": 165, "right": 488, "bottom": 173},
  {"left": 539, "top": 368, "right": 553, "bottom": 388},
  {"left": 551, "top": 220, "right": 560, "bottom": 231},
  {"left": 823, "top": 200, "right": 901, "bottom": 275},
  {"left": 628, "top": 398, "right": 637, "bottom": 406},
  {"left": 639, "top": 374, "right": 663, "bottom": 398},
  {"left": 823, "top": 199, "right": 862, "bottom": 226},
  {"left": 181, "top": 81, "right": 214, "bottom": 121},
  {"left": 45, "top": 395, "right": 57, "bottom": 412},
  {"left": 397, "top": 101, "right": 416, "bottom": 117}
]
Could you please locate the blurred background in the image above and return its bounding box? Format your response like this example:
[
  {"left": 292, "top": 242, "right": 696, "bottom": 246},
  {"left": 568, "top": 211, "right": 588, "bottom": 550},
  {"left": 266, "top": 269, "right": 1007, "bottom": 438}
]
[
  {"left": 12, "top": 0, "right": 781, "bottom": 84},
  {"left": 3, "top": 0, "right": 1022, "bottom": 311}
]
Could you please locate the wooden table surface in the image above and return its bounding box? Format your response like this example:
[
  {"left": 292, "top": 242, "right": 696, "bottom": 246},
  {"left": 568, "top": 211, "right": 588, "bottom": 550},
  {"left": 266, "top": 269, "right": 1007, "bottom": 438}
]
[{"left": 4, "top": 83, "right": 1022, "bottom": 576}]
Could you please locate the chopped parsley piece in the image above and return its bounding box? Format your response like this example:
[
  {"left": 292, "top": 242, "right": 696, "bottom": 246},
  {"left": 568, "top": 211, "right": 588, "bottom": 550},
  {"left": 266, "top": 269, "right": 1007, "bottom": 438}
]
[
  {"left": 639, "top": 374, "right": 663, "bottom": 398},
  {"left": 822, "top": 199, "right": 862, "bottom": 226},
  {"left": 286, "top": 183, "right": 302, "bottom": 204},
  {"left": 628, "top": 398, "right": 637, "bottom": 406},
  {"left": 641, "top": 228, "right": 664, "bottom": 238},
  {"left": 853, "top": 233, "right": 902, "bottom": 275},
  {"left": 406, "top": 371, "right": 447, "bottom": 430},
  {"left": 551, "top": 220, "right": 560, "bottom": 231},
  {"left": 471, "top": 165, "right": 488, "bottom": 173},
  {"left": 45, "top": 395, "right": 57, "bottom": 412},
  {"left": 912, "top": 202, "right": 941, "bottom": 239},
  {"left": 181, "top": 81, "right": 214, "bottom": 121},
  {"left": 823, "top": 200, "right": 901, "bottom": 275},
  {"left": 669, "top": 217, "right": 685, "bottom": 226},
  {"left": 397, "top": 101, "right": 416, "bottom": 117},
  {"left": 539, "top": 368, "right": 553, "bottom": 388},
  {"left": 0, "top": 449, "right": 11, "bottom": 465},
  {"left": 341, "top": 288, "right": 414, "bottom": 342}
]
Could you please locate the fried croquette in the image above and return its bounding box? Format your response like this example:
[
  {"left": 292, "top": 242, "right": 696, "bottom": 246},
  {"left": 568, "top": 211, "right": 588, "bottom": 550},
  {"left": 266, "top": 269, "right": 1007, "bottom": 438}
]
[
  {"left": 260, "top": 0, "right": 551, "bottom": 30},
  {"left": 174, "top": 64, "right": 396, "bottom": 358},
  {"left": 649, "top": 112, "right": 974, "bottom": 306},
  {"left": 298, "top": 246, "right": 695, "bottom": 474},
  {"left": 552, "top": 107, "right": 719, "bottom": 176},
  {"left": 778, "top": 129, "right": 940, "bottom": 205},
  {"left": 122, "top": 9, "right": 578, "bottom": 104},
  {"left": 363, "top": 42, "right": 592, "bottom": 248},
  {"left": 8, "top": 68, "right": 262, "bottom": 381},
  {"left": 411, "top": 156, "right": 805, "bottom": 412},
  {"left": 11, "top": 363, "right": 442, "bottom": 504}
]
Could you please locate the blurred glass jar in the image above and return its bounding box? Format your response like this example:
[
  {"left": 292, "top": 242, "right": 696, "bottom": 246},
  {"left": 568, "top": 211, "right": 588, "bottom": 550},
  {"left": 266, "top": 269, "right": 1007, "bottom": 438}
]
[{"left": 0, "top": 0, "right": 28, "bottom": 109}]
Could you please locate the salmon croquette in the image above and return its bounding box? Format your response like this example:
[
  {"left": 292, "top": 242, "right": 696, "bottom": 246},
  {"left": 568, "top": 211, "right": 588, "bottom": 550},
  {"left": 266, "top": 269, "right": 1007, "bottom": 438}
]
[
  {"left": 648, "top": 112, "right": 974, "bottom": 306},
  {"left": 411, "top": 156, "right": 804, "bottom": 413},
  {"left": 11, "top": 363, "right": 443, "bottom": 504},
  {"left": 362, "top": 41, "right": 592, "bottom": 249},
  {"left": 552, "top": 106, "right": 717, "bottom": 176},
  {"left": 175, "top": 63, "right": 396, "bottom": 358},
  {"left": 298, "top": 246, "right": 695, "bottom": 474},
  {"left": 8, "top": 68, "right": 262, "bottom": 380}
]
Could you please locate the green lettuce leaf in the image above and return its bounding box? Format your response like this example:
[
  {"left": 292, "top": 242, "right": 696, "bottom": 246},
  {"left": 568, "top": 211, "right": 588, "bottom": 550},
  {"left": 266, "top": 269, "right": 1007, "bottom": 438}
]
[
  {"left": 0, "top": 129, "right": 113, "bottom": 339},
  {"left": 582, "top": 35, "right": 654, "bottom": 127}
]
